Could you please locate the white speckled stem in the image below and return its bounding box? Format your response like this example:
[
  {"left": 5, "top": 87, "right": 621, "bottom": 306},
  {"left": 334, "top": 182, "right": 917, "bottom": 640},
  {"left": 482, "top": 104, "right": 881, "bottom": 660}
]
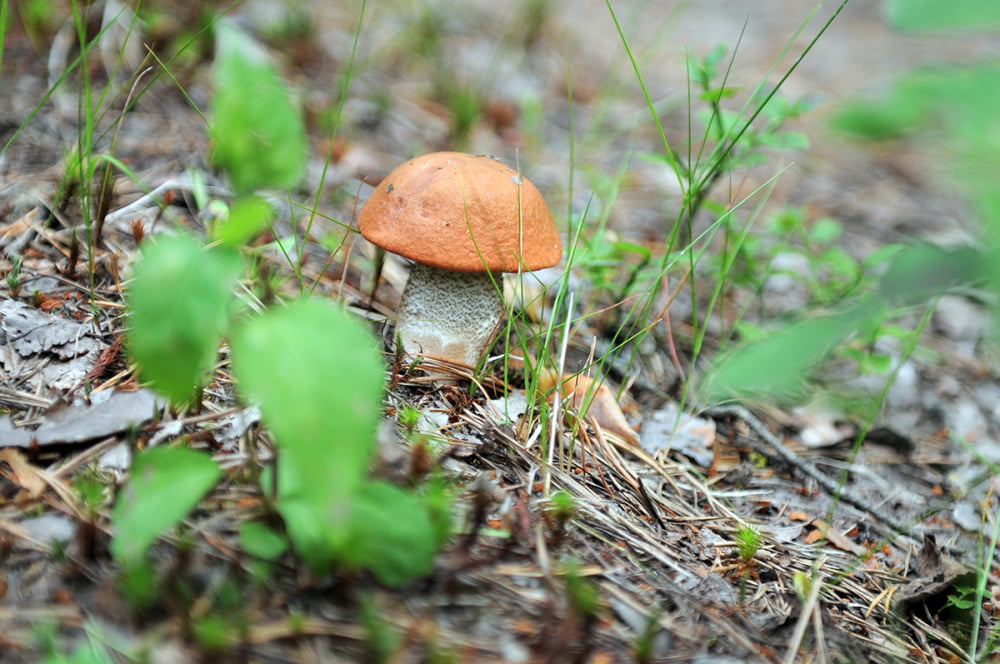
[{"left": 396, "top": 263, "right": 505, "bottom": 367}]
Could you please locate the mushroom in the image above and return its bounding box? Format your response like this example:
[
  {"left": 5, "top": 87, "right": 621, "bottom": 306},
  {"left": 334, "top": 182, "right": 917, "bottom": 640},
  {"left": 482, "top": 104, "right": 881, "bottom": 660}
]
[{"left": 358, "top": 152, "right": 562, "bottom": 369}]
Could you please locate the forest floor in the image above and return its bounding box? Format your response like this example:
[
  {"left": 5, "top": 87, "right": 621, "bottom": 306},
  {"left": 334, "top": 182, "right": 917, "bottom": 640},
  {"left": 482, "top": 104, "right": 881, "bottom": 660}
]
[{"left": 1, "top": 1, "right": 999, "bottom": 662}]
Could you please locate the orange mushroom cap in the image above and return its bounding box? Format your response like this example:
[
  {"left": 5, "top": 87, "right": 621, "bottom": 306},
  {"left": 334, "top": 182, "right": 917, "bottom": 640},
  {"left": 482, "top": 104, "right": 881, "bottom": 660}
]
[{"left": 358, "top": 152, "right": 562, "bottom": 273}]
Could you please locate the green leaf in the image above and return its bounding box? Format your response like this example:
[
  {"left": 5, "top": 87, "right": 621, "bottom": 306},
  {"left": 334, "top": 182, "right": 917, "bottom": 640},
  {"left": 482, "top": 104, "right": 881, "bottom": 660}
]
[
  {"left": 42, "top": 644, "right": 114, "bottom": 664},
  {"left": 809, "top": 217, "right": 842, "bottom": 245},
  {"left": 838, "top": 346, "right": 893, "bottom": 375},
  {"left": 773, "top": 131, "right": 810, "bottom": 151},
  {"left": 832, "top": 65, "right": 1000, "bottom": 143},
  {"left": 211, "top": 20, "right": 306, "bottom": 195},
  {"left": 342, "top": 481, "right": 437, "bottom": 587},
  {"left": 876, "top": 244, "right": 985, "bottom": 308},
  {"left": 887, "top": 0, "right": 1000, "bottom": 32},
  {"left": 111, "top": 446, "right": 221, "bottom": 567},
  {"left": 229, "top": 298, "right": 384, "bottom": 571},
  {"left": 700, "top": 86, "right": 738, "bottom": 103},
  {"left": 701, "top": 308, "right": 867, "bottom": 403},
  {"left": 213, "top": 194, "right": 275, "bottom": 247},
  {"left": 126, "top": 235, "right": 242, "bottom": 404},
  {"left": 239, "top": 520, "right": 288, "bottom": 560},
  {"left": 118, "top": 558, "right": 158, "bottom": 611}
]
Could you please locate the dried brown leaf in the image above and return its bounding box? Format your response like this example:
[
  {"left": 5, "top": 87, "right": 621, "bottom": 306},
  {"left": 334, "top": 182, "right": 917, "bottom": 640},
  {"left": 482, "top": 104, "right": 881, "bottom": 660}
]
[{"left": 0, "top": 448, "right": 47, "bottom": 497}]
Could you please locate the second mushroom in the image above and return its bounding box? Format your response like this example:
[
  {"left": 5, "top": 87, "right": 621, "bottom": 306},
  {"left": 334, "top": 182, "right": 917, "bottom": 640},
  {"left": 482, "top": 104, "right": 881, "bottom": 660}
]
[{"left": 358, "top": 151, "right": 562, "bottom": 369}]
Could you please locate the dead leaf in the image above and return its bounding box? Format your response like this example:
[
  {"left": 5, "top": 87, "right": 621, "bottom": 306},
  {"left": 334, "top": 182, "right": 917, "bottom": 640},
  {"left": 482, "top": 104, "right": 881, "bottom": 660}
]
[
  {"left": 803, "top": 519, "right": 868, "bottom": 556},
  {"left": 894, "top": 534, "right": 973, "bottom": 612},
  {"left": 764, "top": 524, "right": 804, "bottom": 544},
  {"left": 0, "top": 207, "right": 38, "bottom": 242},
  {"left": 538, "top": 370, "right": 639, "bottom": 445},
  {"left": 0, "top": 299, "right": 96, "bottom": 359},
  {"left": 0, "top": 448, "right": 47, "bottom": 497},
  {"left": 0, "top": 299, "right": 104, "bottom": 392},
  {"left": 0, "top": 389, "right": 164, "bottom": 448}
]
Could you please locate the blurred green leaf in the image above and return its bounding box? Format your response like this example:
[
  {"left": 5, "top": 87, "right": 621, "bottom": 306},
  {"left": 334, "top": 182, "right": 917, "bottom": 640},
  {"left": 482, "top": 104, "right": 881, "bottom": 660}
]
[
  {"left": 126, "top": 235, "right": 241, "bottom": 404},
  {"left": 229, "top": 298, "right": 384, "bottom": 571},
  {"left": 117, "top": 558, "right": 158, "bottom": 611},
  {"left": 240, "top": 520, "right": 288, "bottom": 561},
  {"left": 702, "top": 308, "right": 867, "bottom": 402},
  {"left": 809, "top": 217, "right": 842, "bottom": 245},
  {"left": 839, "top": 346, "right": 893, "bottom": 375},
  {"left": 887, "top": 0, "right": 1000, "bottom": 32},
  {"left": 700, "top": 86, "right": 738, "bottom": 103},
  {"left": 111, "top": 446, "right": 220, "bottom": 567},
  {"left": 214, "top": 194, "right": 274, "bottom": 247},
  {"left": 42, "top": 644, "right": 114, "bottom": 664},
  {"left": 341, "top": 481, "right": 437, "bottom": 587},
  {"left": 876, "top": 244, "right": 985, "bottom": 307},
  {"left": 764, "top": 130, "right": 810, "bottom": 151},
  {"left": 704, "top": 242, "right": 988, "bottom": 403},
  {"left": 833, "top": 65, "right": 1000, "bottom": 143},
  {"left": 211, "top": 21, "right": 306, "bottom": 194}
]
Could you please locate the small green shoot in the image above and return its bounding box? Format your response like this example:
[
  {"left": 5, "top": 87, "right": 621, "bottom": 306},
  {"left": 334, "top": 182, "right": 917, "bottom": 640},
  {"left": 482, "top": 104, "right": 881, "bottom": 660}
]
[
  {"left": 191, "top": 615, "right": 232, "bottom": 652},
  {"left": 396, "top": 403, "right": 423, "bottom": 436},
  {"left": 563, "top": 559, "right": 600, "bottom": 621},
  {"left": 117, "top": 558, "right": 159, "bottom": 612},
  {"left": 6, "top": 255, "right": 22, "bottom": 296},
  {"left": 633, "top": 605, "right": 664, "bottom": 664},
  {"left": 562, "top": 558, "right": 601, "bottom": 657},
  {"left": 543, "top": 490, "right": 577, "bottom": 545},
  {"left": 946, "top": 584, "right": 979, "bottom": 611},
  {"left": 239, "top": 519, "right": 288, "bottom": 585},
  {"left": 37, "top": 628, "right": 113, "bottom": 664},
  {"left": 71, "top": 468, "right": 108, "bottom": 517},
  {"left": 734, "top": 522, "right": 762, "bottom": 563},
  {"left": 239, "top": 520, "right": 288, "bottom": 562},
  {"left": 792, "top": 570, "right": 813, "bottom": 603}
]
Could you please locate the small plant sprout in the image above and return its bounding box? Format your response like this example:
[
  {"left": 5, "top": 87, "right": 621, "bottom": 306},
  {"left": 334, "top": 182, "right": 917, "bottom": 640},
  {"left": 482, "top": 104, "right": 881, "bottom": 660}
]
[
  {"left": 561, "top": 558, "right": 601, "bottom": 660},
  {"left": 72, "top": 467, "right": 111, "bottom": 561},
  {"left": 396, "top": 403, "right": 423, "bottom": 436},
  {"left": 358, "top": 152, "right": 562, "bottom": 371},
  {"left": 7, "top": 256, "right": 22, "bottom": 296},
  {"left": 543, "top": 490, "right": 577, "bottom": 545},
  {"left": 734, "top": 521, "right": 763, "bottom": 563}
]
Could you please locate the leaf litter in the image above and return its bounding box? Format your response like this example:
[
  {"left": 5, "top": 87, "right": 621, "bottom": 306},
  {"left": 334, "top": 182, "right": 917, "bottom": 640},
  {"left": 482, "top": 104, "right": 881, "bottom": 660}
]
[{"left": 0, "top": 1, "right": 999, "bottom": 663}]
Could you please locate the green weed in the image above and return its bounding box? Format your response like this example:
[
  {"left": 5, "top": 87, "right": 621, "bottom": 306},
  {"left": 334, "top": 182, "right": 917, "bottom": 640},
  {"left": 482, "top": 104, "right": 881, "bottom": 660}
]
[
  {"left": 6, "top": 255, "right": 22, "bottom": 296},
  {"left": 121, "top": 19, "right": 441, "bottom": 588},
  {"left": 734, "top": 521, "right": 763, "bottom": 564}
]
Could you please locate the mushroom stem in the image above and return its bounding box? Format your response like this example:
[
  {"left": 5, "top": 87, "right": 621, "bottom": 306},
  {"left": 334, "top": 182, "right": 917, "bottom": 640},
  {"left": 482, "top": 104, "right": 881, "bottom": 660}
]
[{"left": 396, "top": 262, "right": 505, "bottom": 368}]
